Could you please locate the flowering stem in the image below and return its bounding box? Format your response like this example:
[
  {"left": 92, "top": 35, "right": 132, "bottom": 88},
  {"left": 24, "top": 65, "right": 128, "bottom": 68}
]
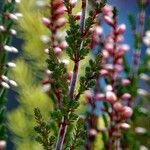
[{"left": 54, "top": 1, "right": 87, "bottom": 150}]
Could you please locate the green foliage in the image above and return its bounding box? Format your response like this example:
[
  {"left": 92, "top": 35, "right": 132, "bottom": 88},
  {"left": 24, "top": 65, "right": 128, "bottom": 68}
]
[
  {"left": 34, "top": 108, "right": 55, "bottom": 150},
  {"left": 66, "top": 118, "right": 86, "bottom": 149},
  {"left": 0, "top": 0, "right": 16, "bottom": 140},
  {"left": 46, "top": 48, "right": 68, "bottom": 95},
  {"left": 128, "top": 14, "right": 136, "bottom": 31},
  {"left": 78, "top": 54, "right": 102, "bottom": 97}
]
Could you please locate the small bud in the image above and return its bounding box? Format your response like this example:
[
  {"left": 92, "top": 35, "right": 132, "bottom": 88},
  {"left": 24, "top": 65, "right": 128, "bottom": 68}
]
[
  {"left": 56, "top": 18, "right": 66, "bottom": 28},
  {"left": 36, "top": 0, "right": 46, "bottom": 7},
  {"left": 10, "top": 29, "right": 17, "bottom": 35},
  {"left": 102, "top": 5, "right": 113, "bottom": 16},
  {"left": 105, "top": 85, "right": 113, "bottom": 92},
  {"left": 11, "top": 47, "right": 18, "bottom": 53},
  {"left": 94, "top": 26, "right": 103, "bottom": 35},
  {"left": 9, "top": 80, "right": 18, "bottom": 87},
  {"left": 4, "top": 45, "right": 12, "bottom": 52},
  {"left": 75, "top": 12, "right": 82, "bottom": 20},
  {"left": 1, "top": 81, "right": 10, "bottom": 89},
  {"left": 135, "top": 127, "right": 147, "bottom": 134},
  {"left": 121, "top": 79, "right": 130, "bottom": 86},
  {"left": 119, "top": 123, "right": 131, "bottom": 130},
  {"left": 1, "top": 75, "right": 9, "bottom": 82},
  {"left": 106, "top": 91, "right": 117, "bottom": 103},
  {"left": 70, "top": 0, "right": 77, "bottom": 7},
  {"left": 44, "top": 48, "right": 49, "bottom": 54},
  {"left": 15, "top": 0, "right": 21, "bottom": 3},
  {"left": 40, "top": 35, "right": 50, "bottom": 44},
  {"left": 146, "top": 48, "right": 150, "bottom": 56},
  {"left": 9, "top": 13, "right": 18, "bottom": 20},
  {"left": 4, "top": 45, "right": 18, "bottom": 53},
  {"left": 42, "top": 84, "right": 51, "bottom": 92},
  {"left": 143, "top": 36, "right": 150, "bottom": 46},
  {"left": 60, "top": 41, "right": 68, "bottom": 49},
  {"left": 45, "top": 69, "right": 52, "bottom": 75},
  {"left": 42, "top": 17, "right": 50, "bottom": 26},
  {"left": 104, "top": 64, "right": 114, "bottom": 70},
  {"left": 0, "top": 140, "right": 6, "bottom": 149},
  {"left": 139, "top": 145, "right": 148, "bottom": 150},
  {"left": 137, "top": 89, "right": 148, "bottom": 96},
  {"left": 140, "top": 73, "right": 150, "bottom": 81},
  {"left": 121, "top": 93, "right": 131, "bottom": 100},
  {"left": 145, "top": 30, "right": 150, "bottom": 38},
  {"left": 61, "top": 59, "right": 70, "bottom": 65},
  {"left": 121, "top": 106, "right": 133, "bottom": 119},
  {"left": 116, "top": 24, "right": 126, "bottom": 34},
  {"left": 7, "top": 62, "right": 16, "bottom": 68},
  {"left": 113, "top": 102, "right": 123, "bottom": 112},
  {"left": 14, "top": 13, "right": 23, "bottom": 18},
  {"left": 0, "top": 25, "right": 5, "bottom": 32},
  {"left": 99, "top": 69, "right": 108, "bottom": 76},
  {"left": 95, "top": 93, "right": 105, "bottom": 100},
  {"left": 54, "top": 47, "right": 62, "bottom": 54}
]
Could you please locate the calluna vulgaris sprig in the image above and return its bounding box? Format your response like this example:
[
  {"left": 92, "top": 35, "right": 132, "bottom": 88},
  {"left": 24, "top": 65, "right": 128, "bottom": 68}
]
[
  {"left": 34, "top": 0, "right": 106, "bottom": 150},
  {"left": 0, "top": 0, "right": 20, "bottom": 149}
]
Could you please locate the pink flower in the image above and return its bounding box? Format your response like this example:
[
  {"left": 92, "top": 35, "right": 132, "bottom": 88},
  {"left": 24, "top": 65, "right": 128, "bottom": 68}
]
[
  {"left": 113, "top": 102, "right": 123, "bottom": 112},
  {"left": 121, "top": 106, "right": 133, "bottom": 119},
  {"left": 106, "top": 91, "right": 117, "bottom": 103},
  {"left": 121, "top": 93, "right": 131, "bottom": 100},
  {"left": 116, "top": 24, "right": 126, "bottom": 34}
]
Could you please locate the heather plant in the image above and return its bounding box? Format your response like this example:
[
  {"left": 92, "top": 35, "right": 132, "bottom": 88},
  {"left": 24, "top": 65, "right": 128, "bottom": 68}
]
[
  {"left": 0, "top": 0, "right": 149, "bottom": 150},
  {"left": 0, "top": 0, "right": 19, "bottom": 149}
]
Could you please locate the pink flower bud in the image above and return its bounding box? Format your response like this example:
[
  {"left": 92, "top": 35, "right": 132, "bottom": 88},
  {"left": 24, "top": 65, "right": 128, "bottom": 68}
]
[
  {"left": 105, "top": 85, "right": 113, "bottom": 92},
  {"left": 104, "top": 64, "right": 114, "bottom": 71},
  {"left": 122, "top": 106, "right": 133, "bottom": 119},
  {"left": 121, "top": 79, "right": 130, "bottom": 86},
  {"left": 75, "top": 12, "right": 81, "bottom": 20},
  {"left": 121, "top": 93, "right": 131, "bottom": 100},
  {"left": 116, "top": 35, "right": 124, "bottom": 42},
  {"left": 102, "top": 50, "right": 109, "bottom": 58},
  {"left": 54, "top": 47, "right": 62, "bottom": 54},
  {"left": 89, "top": 129, "right": 97, "bottom": 136},
  {"left": 94, "top": 26, "right": 103, "bottom": 35},
  {"left": 70, "top": 0, "right": 77, "bottom": 7},
  {"left": 95, "top": 93, "right": 105, "bottom": 100},
  {"left": 102, "top": 5, "right": 113, "bottom": 16},
  {"left": 116, "top": 24, "right": 126, "bottom": 34},
  {"left": 60, "top": 41, "right": 68, "bottom": 49},
  {"left": 113, "top": 102, "right": 123, "bottom": 112},
  {"left": 106, "top": 91, "right": 117, "bottom": 103},
  {"left": 114, "top": 64, "right": 123, "bottom": 72},
  {"left": 42, "top": 17, "right": 50, "bottom": 27},
  {"left": 105, "top": 42, "right": 113, "bottom": 53},
  {"left": 99, "top": 69, "right": 108, "bottom": 76},
  {"left": 0, "top": 140, "right": 6, "bottom": 150},
  {"left": 104, "top": 16, "right": 114, "bottom": 26},
  {"left": 119, "top": 123, "right": 131, "bottom": 130},
  {"left": 56, "top": 18, "right": 66, "bottom": 28}
]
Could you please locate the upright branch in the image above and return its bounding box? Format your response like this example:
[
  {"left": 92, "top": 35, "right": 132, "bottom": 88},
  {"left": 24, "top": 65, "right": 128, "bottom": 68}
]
[
  {"left": 55, "top": 1, "right": 88, "bottom": 149},
  {"left": 0, "top": 0, "right": 19, "bottom": 148}
]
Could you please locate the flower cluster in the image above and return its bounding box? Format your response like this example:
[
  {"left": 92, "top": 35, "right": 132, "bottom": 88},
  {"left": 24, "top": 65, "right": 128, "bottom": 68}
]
[
  {"left": 0, "top": 0, "right": 21, "bottom": 147},
  {"left": 83, "top": 5, "right": 134, "bottom": 149}
]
